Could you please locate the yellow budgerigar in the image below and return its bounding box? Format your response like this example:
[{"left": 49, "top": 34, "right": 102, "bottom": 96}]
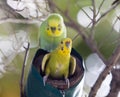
[
  {"left": 41, "top": 38, "right": 76, "bottom": 88},
  {"left": 39, "top": 13, "right": 67, "bottom": 52}
]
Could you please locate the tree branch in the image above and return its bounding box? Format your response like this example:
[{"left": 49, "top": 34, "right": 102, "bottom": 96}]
[
  {"left": 96, "top": 1, "right": 120, "bottom": 23},
  {"left": 81, "top": 8, "right": 92, "bottom": 21},
  {"left": 90, "top": 0, "right": 96, "bottom": 39},
  {"left": 48, "top": 1, "right": 120, "bottom": 97},
  {"left": 0, "top": 3, "right": 20, "bottom": 18},
  {"left": 0, "top": 0, "right": 119, "bottom": 97},
  {"left": 106, "top": 68, "right": 120, "bottom": 97},
  {"left": 96, "top": 0, "right": 105, "bottom": 16},
  {"left": 48, "top": 0, "right": 106, "bottom": 64},
  {"left": 0, "top": 0, "right": 49, "bottom": 24},
  {"left": 88, "top": 44, "right": 120, "bottom": 97},
  {"left": 0, "top": 18, "right": 40, "bottom": 24},
  {"left": 98, "top": 16, "right": 120, "bottom": 48},
  {"left": 20, "top": 42, "right": 30, "bottom": 97}
]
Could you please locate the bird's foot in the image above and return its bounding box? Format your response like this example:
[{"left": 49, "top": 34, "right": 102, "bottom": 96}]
[
  {"left": 65, "top": 78, "right": 70, "bottom": 88},
  {"left": 43, "top": 75, "right": 48, "bottom": 86}
]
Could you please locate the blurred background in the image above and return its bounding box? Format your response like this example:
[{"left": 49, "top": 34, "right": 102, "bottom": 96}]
[{"left": 0, "top": 0, "right": 120, "bottom": 97}]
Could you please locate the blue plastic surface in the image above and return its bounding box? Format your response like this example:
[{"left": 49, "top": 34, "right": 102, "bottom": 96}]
[{"left": 25, "top": 49, "right": 85, "bottom": 97}]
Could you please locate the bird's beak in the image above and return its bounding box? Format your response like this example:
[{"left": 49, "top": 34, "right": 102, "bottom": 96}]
[
  {"left": 51, "top": 27, "right": 56, "bottom": 33},
  {"left": 65, "top": 41, "right": 70, "bottom": 48}
]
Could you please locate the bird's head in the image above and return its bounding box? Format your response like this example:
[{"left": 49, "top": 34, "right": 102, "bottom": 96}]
[
  {"left": 57, "top": 38, "right": 72, "bottom": 56},
  {"left": 46, "top": 14, "right": 64, "bottom": 37}
]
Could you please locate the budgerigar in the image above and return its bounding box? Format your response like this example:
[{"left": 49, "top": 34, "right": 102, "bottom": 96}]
[
  {"left": 41, "top": 38, "right": 76, "bottom": 88},
  {"left": 39, "top": 13, "right": 67, "bottom": 52}
]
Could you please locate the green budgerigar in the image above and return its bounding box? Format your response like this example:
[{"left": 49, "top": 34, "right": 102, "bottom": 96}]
[
  {"left": 41, "top": 38, "right": 76, "bottom": 88},
  {"left": 39, "top": 13, "right": 67, "bottom": 52}
]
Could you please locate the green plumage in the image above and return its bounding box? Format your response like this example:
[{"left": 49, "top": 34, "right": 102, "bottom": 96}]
[{"left": 39, "top": 13, "right": 66, "bottom": 52}]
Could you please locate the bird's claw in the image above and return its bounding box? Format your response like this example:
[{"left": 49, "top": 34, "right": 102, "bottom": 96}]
[
  {"left": 43, "top": 75, "right": 48, "bottom": 86},
  {"left": 65, "top": 78, "right": 70, "bottom": 88}
]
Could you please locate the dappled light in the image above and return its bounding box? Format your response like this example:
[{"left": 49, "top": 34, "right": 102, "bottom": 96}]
[
  {"left": 0, "top": 0, "right": 120, "bottom": 97},
  {"left": 77, "top": 6, "right": 101, "bottom": 28}
]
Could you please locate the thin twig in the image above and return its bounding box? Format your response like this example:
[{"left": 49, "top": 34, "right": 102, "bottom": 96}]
[
  {"left": 0, "top": 4, "right": 19, "bottom": 18},
  {"left": 112, "top": 0, "right": 120, "bottom": 5},
  {"left": 72, "top": 33, "right": 79, "bottom": 41},
  {"left": 89, "top": 44, "right": 120, "bottom": 97},
  {"left": 81, "top": 8, "right": 92, "bottom": 21},
  {"left": 96, "top": 2, "right": 120, "bottom": 23},
  {"left": 0, "top": 0, "right": 50, "bottom": 24},
  {"left": 48, "top": 0, "right": 106, "bottom": 64},
  {"left": 90, "top": 0, "right": 96, "bottom": 39},
  {"left": 98, "top": 16, "right": 119, "bottom": 49},
  {"left": 47, "top": 1, "right": 120, "bottom": 97},
  {"left": 0, "top": 18, "right": 40, "bottom": 24},
  {"left": 96, "top": 0, "right": 105, "bottom": 16},
  {"left": 20, "top": 42, "right": 30, "bottom": 97},
  {"left": 92, "top": 0, "right": 96, "bottom": 19},
  {"left": 72, "top": 21, "right": 92, "bottom": 42}
]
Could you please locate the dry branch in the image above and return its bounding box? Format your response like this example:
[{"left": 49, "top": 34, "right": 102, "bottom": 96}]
[
  {"left": 48, "top": 0, "right": 106, "bottom": 65},
  {"left": 20, "top": 42, "right": 30, "bottom": 97},
  {"left": 0, "top": 18, "right": 40, "bottom": 24},
  {"left": 0, "top": 0, "right": 120, "bottom": 97},
  {"left": 48, "top": 0, "right": 120, "bottom": 97},
  {"left": 89, "top": 44, "right": 120, "bottom": 97}
]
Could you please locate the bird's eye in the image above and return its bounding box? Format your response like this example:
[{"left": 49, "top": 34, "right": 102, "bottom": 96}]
[
  {"left": 58, "top": 24, "right": 61, "bottom": 30},
  {"left": 61, "top": 41, "right": 63, "bottom": 44},
  {"left": 47, "top": 27, "right": 49, "bottom": 30},
  {"left": 47, "top": 24, "right": 49, "bottom": 30},
  {"left": 58, "top": 28, "right": 61, "bottom": 31},
  {"left": 61, "top": 47, "right": 64, "bottom": 50}
]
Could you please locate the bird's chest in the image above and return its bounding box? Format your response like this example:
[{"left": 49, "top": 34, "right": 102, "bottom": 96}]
[
  {"left": 50, "top": 56, "right": 69, "bottom": 68},
  {"left": 48, "top": 56, "right": 70, "bottom": 76}
]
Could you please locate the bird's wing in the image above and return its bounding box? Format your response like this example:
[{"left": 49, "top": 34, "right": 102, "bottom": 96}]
[
  {"left": 69, "top": 56, "right": 76, "bottom": 75},
  {"left": 41, "top": 54, "right": 50, "bottom": 72}
]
